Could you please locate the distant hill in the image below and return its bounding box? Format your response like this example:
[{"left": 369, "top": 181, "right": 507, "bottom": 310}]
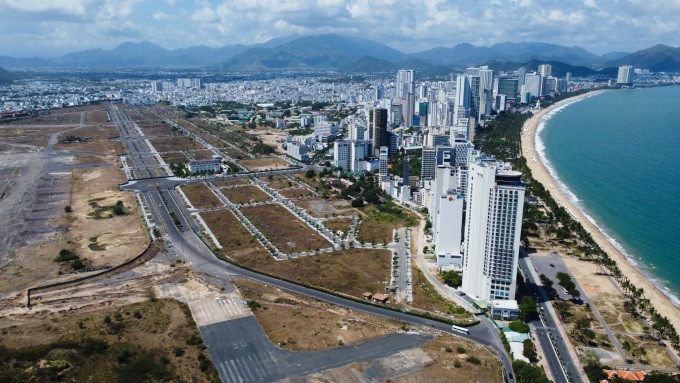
[
  {"left": 603, "top": 44, "right": 680, "bottom": 72},
  {"left": 0, "top": 55, "right": 57, "bottom": 68},
  {"left": 52, "top": 41, "right": 249, "bottom": 67},
  {"left": 217, "top": 34, "right": 407, "bottom": 70},
  {"left": 411, "top": 42, "right": 603, "bottom": 67}
]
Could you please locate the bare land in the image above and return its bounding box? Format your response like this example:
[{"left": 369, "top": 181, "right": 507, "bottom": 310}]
[
  {"left": 150, "top": 136, "right": 202, "bottom": 152},
  {"left": 357, "top": 205, "right": 418, "bottom": 244},
  {"left": 233, "top": 277, "right": 403, "bottom": 351},
  {"left": 279, "top": 187, "right": 316, "bottom": 199},
  {"left": 323, "top": 218, "right": 353, "bottom": 235},
  {"left": 241, "top": 204, "right": 331, "bottom": 252},
  {"left": 0, "top": 298, "right": 219, "bottom": 382},
  {"left": 213, "top": 178, "right": 250, "bottom": 187},
  {"left": 54, "top": 126, "right": 123, "bottom": 155},
  {"left": 180, "top": 183, "right": 222, "bottom": 210},
  {"left": 160, "top": 152, "right": 189, "bottom": 165},
  {"left": 261, "top": 175, "right": 293, "bottom": 189},
  {"left": 200, "top": 209, "right": 268, "bottom": 260},
  {"left": 240, "top": 157, "right": 290, "bottom": 171},
  {"left": 84, "top": 110, "right": 109, "bottom": 124},
  {"left": 219, "top": 185, "right": 270, "bottom": 204},
  {"left": 295, "top": 198, "right": 356, "bottom": 218}
]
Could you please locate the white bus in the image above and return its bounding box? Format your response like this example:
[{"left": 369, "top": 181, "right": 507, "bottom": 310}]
[{"left": 451, "top": 325, "right": 469, "bottom": 335}]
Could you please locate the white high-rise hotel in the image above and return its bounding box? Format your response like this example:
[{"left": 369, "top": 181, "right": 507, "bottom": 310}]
[{"left": 462, "top": 159, "right": 525, "bottom": 301}]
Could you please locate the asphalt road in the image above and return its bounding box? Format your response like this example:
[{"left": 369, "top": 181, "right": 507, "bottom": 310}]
[
  {"left": 140, "top": 186, "right": 516, "bottom": 383},
  {"left": 519, "top": 252, "right": 582, "bottom": 383}
]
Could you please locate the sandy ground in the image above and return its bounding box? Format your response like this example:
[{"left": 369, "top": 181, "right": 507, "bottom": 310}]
[{"left": 521, "top": 92, "right": 680, "bottom": 333}]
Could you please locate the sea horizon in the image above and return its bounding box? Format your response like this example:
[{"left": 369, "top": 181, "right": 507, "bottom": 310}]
[{"left": 536, "top": 86, "right": 680, "bottom": 307}]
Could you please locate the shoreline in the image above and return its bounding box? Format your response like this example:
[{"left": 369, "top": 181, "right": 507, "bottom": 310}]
[{"left": 520, "top": 90, "right": 680, "bottom": 334}]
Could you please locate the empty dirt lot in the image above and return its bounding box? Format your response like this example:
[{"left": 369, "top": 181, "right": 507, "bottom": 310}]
[
  {"left": 241, "top": 204, "right": 331, "bottom": 252},
  {"left": 180, "top": 183, "right": 222, "bottom": 209},
  {"left": 219, "top": 185, "right": 270, "bottom": 204},
  {"left": 233, "top": 277, "right": 403, "bottom": 351},
  {"left": 200, "top": 209, "right": 268, "bottom": 260},
  {"left": 240, "top": 157, "right": 290, "bottom": 171}
]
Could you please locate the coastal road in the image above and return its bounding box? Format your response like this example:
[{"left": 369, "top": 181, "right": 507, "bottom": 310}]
[{"left": 519, "top": 251, "right": 584, "bottom": 383}]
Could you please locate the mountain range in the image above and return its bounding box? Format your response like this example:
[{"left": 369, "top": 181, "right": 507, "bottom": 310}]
[{"left": 0, "top": 34, "right": 678, "bottom": 73}]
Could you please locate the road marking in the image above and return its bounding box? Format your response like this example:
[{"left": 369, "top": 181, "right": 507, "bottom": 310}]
[{"left": 229, "top": 359, "right": 244, "bottom": 383}]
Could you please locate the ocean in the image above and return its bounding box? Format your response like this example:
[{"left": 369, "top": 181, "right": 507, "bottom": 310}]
[{"left": 537, "top": 86, "right": 680, "bottom": 306}]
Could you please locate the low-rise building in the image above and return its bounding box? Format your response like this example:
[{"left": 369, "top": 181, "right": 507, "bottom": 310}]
[
  {"left": 187, "top": 159, "right": 221, "bottom": 174},
  {"left": 490, "top": 299, "right": 520, "bottom": 320}
]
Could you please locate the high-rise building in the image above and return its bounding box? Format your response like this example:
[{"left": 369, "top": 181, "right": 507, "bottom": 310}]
[
  {"left": 478, "top": 67, "right": 494, "bottom": 122},
  {"left": 466, "top": 67, "right": 481, "bottom": 124},
  {"left": 452, "top": 74, "right": 471, "bottom": 139},
  {"left": 401, "top": 94, "right": 415, "bottom": 128},
  {"left": 462, "top": 159, "right": 525, "bottom": 302},
  {"left": 151, "top": 81, "right": 163, "bottom": 93},
  {"left": 538, "top": 64, "right": 552, "bottom": 77},
  {"left": 421, "top": 148, "right": 437, "bottom": 180},
  {"left": 617, "top": 65, "right": 634, "bottom": 86},
  {"left": 517, "top": 67, "right": 527, "bottom": 89},
  {"left": 379, "top": 146, "right": 389, "bottom": 182},
  {"left": 432, "top": 165, "right": 464, "bottom": 267},
  {"left": 524, "top": 73, "right": 542, "bottom": 98},
  {"left": 497, "top": 76, "right": 518, "bottom": 100},
  {"left": 396, "top": 69, "right": 415, "bottom": 99},
  {"left": 333, "top": 140, "right": 352, "bottom": 171},
  {"left": 370, "top": 108, "right": 388, "bottom": 157}
]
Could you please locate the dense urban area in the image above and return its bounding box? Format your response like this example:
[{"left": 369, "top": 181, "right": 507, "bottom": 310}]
[{"left": 1, "top": 48, "right": 680, "bottom": 383}]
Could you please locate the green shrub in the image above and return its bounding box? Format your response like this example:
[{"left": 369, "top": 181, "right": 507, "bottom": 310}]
[{"left": 509, "top": 321, "right": 530, "bottom": 333}]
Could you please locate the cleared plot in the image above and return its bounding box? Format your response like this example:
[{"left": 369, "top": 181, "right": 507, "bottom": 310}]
[
  {"left": 280, "top": 187, "right": 315, "bottom": 199},
  {"left": 201, "top": 210, "right": 267, "bottom": 259},
  {"left": 189, "top": 149, "right": 215, "bottom": 160},
  {"left": 224, "top": 148, "right": 248, "bottom": 159},
  {"left": 160, "top": 152, "right": 189, "bottom": 165},
  {"left": 85, "top": 110, "right": 109, "bottom": 124},
  {"left": 241, "top": 204, "right": 331, "bottom": 252},
  {"left": 323, "top": 218, "right": 352, "bottom": 234},
  {"left": 233, "top": 277, "right": 402, "bottom": 351},
  {"left": 219, "top": 185, "right": 270, "bottom": 204},
  {"left": 240, "top": 157, "right": 289, "bottom": 171},
  {"left": 213, "top": 178, "right": 250, "bottom": 187},
  {"left": 137, "top": 120, "right": 174, "bottom": 137},
  {"left": 296, "top": 198, "right": 355, "bottom": 218},
  {"left": 54, "top": 126, "right": 123, "bottom": 155},
  {"left": 357, "top": 204, "right": 418, "bottom": 244},
  {"left": 0, "top": 127, "right": 64, "bottom": 148},
  {"left": 181, "top": 183, "right": 222, "bottom": 209},
  {"left": 12, "top": 111, "right": 82, "bottom": 125},
  {"left": 150, "top": 136, "right": 201, "bottom": 152},
  {"left": 233, "top": 247, "right": 390, "bottom": 297},
  {"left": 261, "top": 175, "right": 292, "bottom": 189}
]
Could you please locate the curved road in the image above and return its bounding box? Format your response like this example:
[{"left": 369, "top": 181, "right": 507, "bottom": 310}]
[{"left": 139, "top": 187, "right": 515, "bottom": 382}]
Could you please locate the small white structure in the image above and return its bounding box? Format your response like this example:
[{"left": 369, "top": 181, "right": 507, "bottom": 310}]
[
  {"left": 287, "top": 142, "right": 309, "bottom": 161},
  {"left": 490, "top": 299, "right": 520, "bottom": 320}
]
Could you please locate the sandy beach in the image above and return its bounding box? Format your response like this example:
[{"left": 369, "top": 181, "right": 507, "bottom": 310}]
[{"left": 521, "top": 91, "right": 680, "bottom": 334}]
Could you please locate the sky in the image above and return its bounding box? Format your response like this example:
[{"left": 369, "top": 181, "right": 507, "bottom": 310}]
[{"left": 0, "top": 0, "right": 678, "bottom": 58}]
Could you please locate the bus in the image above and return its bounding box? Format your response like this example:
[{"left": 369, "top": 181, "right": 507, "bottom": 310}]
[{"left": 451, "top": 325, "right": 469, "bottom": 335}]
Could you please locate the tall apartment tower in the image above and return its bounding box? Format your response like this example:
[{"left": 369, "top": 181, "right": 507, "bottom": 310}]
[
  {"left": 466, "top": 67, "right": 481, "bottom": 124},
  {"left": 370, "top": 108, "right": 388, "bottom": 157},
  {"left": 462, "top": 159, "right": 525, "bottom": 302},
  {"left": 617, "top": 65, "right": 634, "bottom": 86},
  {"left": 151, "top": 81, "right": 163, "bottom": 93},
  {"left": 421, "top": 148, "right": 437, "bottom": 180},
  {"left": 538, "top": 64, "right": 552, "bottom": 77},
  {"left": 478, "top": 67, "right": 494, "bottom": 122},
  {"left": 396, "top": 69, "right": 415, "bottom": 99},
  {"left": 453, "top": 74, "right": 471, "bottom": 139}
]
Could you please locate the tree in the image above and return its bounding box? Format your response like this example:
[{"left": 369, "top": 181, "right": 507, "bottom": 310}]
[
  {"left": 305, "top": 169, "right": 316, "bottom": 178},
  {"left": 112, "top": 200, "right": 125, "bottom": 216},
  {"left": 351, "top": 197, "right": 364, "bottom": 208},
  {"left": 519, "top": 296, "right": 539, "bottom": 321},
  {"left": 441, "top": 270, "right": 462, "bottom": 288},
  {"left": 512, "top": 360, "right": 550, "bottom": 383},
  {"left": 523, "top": 339, "right": 538, "bottom": 362},
  {"left": 509, "top": 321, "right": 530, "bottom": 333},
  {"left": 64, "top": 205, "right": 72, "bottom": 213}
]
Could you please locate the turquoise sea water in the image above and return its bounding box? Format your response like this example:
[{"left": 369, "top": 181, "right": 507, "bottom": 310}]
[{"left": 538, "top": 86, "right": 680, "bottom": 305}]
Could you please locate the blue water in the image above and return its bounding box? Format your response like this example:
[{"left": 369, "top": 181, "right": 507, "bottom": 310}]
[{"left": 538, "top": 86, "right": 680, "bottom": 305}]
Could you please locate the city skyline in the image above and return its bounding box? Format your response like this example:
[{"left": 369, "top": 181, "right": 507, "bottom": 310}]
[{"left": 1, "top": 0, "right": 679, "bottom": 58}]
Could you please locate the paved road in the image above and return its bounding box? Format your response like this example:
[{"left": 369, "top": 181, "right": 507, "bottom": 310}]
[
  {"left": 519, "top": 252, "right": 583, "bottom": 383},
  {"left": 140, "top": 186, "right": 516, "bottom": 383}
]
